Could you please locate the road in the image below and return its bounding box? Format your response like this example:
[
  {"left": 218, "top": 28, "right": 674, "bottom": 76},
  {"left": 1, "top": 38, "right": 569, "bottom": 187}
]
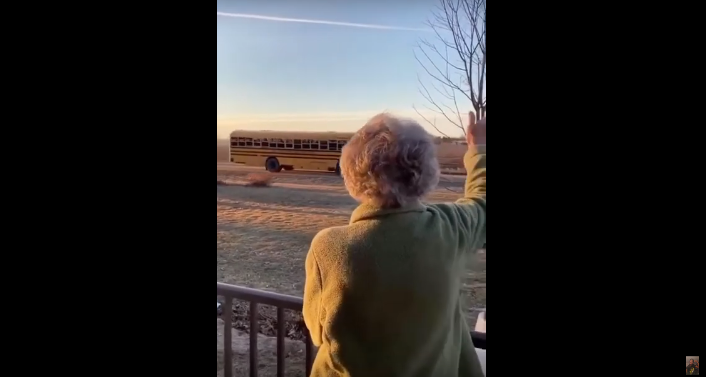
[
  {"left": 216, "top": 162, "right": 467, "bottom": 181},
  {"left": 216, "top": 162, "right": 339, "bottom": 176}
]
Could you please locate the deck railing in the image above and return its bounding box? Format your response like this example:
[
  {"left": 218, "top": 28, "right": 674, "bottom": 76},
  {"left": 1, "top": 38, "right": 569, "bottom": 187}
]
[{"left": 217, "top": 282, "right": 486, "bottom": 377}]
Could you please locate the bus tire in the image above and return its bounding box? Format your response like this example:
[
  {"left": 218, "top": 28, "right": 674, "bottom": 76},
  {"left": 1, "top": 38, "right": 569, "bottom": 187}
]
[
  {"left": 265, "top": 157, "right": 282, "bottom": 173},
  {"left": 335, "top": 161, "right": 341, "bottom": 176}
]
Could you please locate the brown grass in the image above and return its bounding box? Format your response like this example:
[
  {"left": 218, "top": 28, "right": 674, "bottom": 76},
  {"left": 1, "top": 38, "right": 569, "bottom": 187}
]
[
  {"left": 436, "top": 142, "right": 467, "bottom": 170},
  {"left": 246, "top": 173, "right": 272, "bottom": 187},
  {"left": 217, "top": 139, "right": 229, "bottom": 162}
]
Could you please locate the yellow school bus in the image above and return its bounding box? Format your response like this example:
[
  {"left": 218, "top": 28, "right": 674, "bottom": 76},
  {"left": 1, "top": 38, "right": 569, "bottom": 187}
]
[{"left": 229, "top": 130, "right": 355, "bottom": 174}]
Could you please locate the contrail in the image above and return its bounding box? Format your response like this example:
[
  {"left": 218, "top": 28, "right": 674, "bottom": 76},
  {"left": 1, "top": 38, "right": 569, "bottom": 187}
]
[{"left": 217, "top": 12, "right": 428, "bottom": 32}]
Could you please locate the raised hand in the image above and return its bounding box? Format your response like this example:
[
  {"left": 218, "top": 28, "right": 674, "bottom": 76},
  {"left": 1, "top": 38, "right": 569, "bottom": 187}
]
[{"left": 466, "top": 112, "right": 486, "bottom": 147}]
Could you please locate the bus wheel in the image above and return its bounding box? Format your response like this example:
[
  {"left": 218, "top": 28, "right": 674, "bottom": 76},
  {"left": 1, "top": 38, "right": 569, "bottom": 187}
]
[
  {"left": 335, "top": 161, "right": 341, "bottom": 176},
  {"left": 265, "top": 157, "right": 282, "bottom": 173}
]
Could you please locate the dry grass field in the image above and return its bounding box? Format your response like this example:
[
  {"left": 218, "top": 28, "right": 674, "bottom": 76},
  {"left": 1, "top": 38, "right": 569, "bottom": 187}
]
[
  {"left": 217, "top": 139, "right": 230, "bottom": 161},
  {"left": 217, "top": 140, "right": 485, "bottom": 376}
]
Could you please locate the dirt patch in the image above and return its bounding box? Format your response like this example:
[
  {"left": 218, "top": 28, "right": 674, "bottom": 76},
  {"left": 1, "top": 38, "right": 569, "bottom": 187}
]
[{"left": 245, "top": 173, "right": 273, "bottom": 187}]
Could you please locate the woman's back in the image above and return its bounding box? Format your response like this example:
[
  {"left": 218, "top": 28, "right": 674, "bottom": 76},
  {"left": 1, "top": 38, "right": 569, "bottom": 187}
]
[{"left": 306, "top": 200, "right": 484, "bottom": 376}]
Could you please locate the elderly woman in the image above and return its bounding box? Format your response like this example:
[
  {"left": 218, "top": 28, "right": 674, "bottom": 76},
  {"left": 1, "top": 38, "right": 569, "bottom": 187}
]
[{"left": 303, "top": 113, "right": 486, "bottom": 377}]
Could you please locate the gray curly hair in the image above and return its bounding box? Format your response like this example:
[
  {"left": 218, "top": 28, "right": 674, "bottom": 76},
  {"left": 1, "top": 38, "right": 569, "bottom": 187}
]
[{"left": 340, "top": 113, "right": 440, "bottom": 208}]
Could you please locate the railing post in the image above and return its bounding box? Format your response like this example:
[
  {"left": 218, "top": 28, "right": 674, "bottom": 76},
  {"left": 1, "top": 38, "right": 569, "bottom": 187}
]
[
  {"left": 223, "top": 296, "right": 233, "bottom": 377},
  {"left": 250, "top": 302, "right": 258, "bottom": 377},
  {"left": 305, "top": 329, "right": 314, "bottom": 376},
  {"left": 276, "top": 307, "right": 285, "bottom": 377}
]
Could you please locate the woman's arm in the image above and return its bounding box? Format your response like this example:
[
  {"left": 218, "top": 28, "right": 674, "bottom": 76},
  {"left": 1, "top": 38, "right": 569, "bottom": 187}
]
[
  {"left": 427, "top": 115, "right": 486, "bottom": 251},
  {"left": 454, "top": 115, "right": 487, "bottom": 249},
  {"left": 453, "top": 145, "right": 487, "bottom": 248}
]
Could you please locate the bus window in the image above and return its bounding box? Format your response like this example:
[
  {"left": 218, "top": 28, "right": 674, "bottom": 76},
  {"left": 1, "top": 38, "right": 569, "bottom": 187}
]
[
  {"left": 237, "top": 138, "right": 246, "bottom": 147},
  {"left": 328, "top": 140, "right": 337, "bottom": 151},
  {"left": 311, "top": 140, "right": 320, "bottom": 150},
  {"left": 337, "top": 141, "right": 346, "bottom": 151},
  {"left": 302, "top": 139, "right": 311, "bottom": 149},
  {"left": 245, "top": 138, "right": 253, "bottom": 147},
  {"left": 253, "top": 138, "right": 261, "bottom": 147},
  {"left": 285, "top": 139, "right": 294, "bottom": 149},
  {"left": 320, "top": 140, "right": 328, "bottom": 149},
  {"left": 294, "top": 139, "right": 302, "bottom": 150},
  {"left": 261, "top": 138, "right": 269, "bottom": 147}
]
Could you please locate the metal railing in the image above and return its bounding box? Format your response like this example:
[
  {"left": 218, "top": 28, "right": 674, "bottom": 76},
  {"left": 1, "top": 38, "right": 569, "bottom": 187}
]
[
  {"left": 217, "top": 282, "right": 314, "bottom": 377},
  {"left": 217, "top": 282, "right": 486, "bottom": 377}
]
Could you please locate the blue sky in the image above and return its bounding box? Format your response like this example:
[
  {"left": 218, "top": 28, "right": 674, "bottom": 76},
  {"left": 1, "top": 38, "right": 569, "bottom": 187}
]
[{"left": 217, "top": 1, "right": 472, "bottom": 137}]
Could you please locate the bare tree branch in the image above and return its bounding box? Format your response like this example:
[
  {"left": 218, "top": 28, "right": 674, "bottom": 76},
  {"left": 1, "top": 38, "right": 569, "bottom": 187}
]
[
  {"left": 413, "top": 104, "right": 450, "bottom": 138},
  {"left": 414, "top": 44, "right": 472, "bottom": 102},
  {"left": 415, "top": 0, "right": 486, "bottom": 130},
  {"left": 417, "top": 79, "right": 464, "bottom": 131}
]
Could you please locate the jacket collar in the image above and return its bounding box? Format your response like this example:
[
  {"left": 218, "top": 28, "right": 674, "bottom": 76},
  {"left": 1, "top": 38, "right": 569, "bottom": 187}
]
[{"left": 349, "top": 200, "right": 427, "bottom": 224}]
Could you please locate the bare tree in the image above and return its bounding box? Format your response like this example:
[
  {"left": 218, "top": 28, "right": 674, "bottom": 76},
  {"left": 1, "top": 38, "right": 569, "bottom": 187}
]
[{"left": 414, "top": 0, "right": 486, "bottom": 137}]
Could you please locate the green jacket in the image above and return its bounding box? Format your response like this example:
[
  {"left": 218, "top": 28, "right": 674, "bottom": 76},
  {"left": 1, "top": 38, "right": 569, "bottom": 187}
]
[{"left": 303, "top": 147, "right": 486, "bottom": 377}]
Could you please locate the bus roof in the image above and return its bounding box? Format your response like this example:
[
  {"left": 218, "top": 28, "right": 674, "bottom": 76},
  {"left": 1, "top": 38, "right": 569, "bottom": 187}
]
[{"left": 229, "top": 130, "right": 355, "bottom": 140}]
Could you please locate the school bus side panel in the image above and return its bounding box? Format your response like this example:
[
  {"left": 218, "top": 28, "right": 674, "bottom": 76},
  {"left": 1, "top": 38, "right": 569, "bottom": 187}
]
[
  {"left": 230, "top": 147, "right": 340, "bottom": 171},
  {"left": 229, "top": 131, "right": 354, "bottom": 172}
]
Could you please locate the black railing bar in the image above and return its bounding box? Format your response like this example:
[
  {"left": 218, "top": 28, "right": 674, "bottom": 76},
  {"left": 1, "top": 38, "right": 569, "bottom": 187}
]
[
  {"left": 217, "top": 283, "right": 303, "bottom": 311},
  {"left": 250, "top": 302, "right": 258, "bottom": 377},
  {"left": 223, "top": 296, "right": 233, "bottom": 377},
  {"left": 276, "top": 307, "right": 285, "bottom": 377},
  {"left": 305, "top": 329, "right": 314, "bottom": 376},
  {"left": 471, "top": 331, "right": 486, "bottom": 350}
]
